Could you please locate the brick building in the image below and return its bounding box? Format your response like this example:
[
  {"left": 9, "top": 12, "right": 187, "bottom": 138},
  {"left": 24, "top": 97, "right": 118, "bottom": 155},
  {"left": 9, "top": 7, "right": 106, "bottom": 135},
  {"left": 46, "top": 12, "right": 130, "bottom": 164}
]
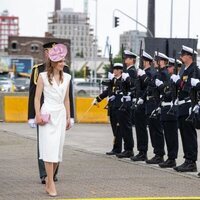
[{"left": 7, "top": 36, "right": 71, "bottom": 65}]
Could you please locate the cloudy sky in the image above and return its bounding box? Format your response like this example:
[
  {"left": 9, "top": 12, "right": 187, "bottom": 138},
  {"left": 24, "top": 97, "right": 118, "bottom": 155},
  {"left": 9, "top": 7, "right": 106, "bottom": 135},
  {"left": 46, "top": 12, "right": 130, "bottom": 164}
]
[{"left": 1, "top": 0, "right": 200, "bottom": 56}]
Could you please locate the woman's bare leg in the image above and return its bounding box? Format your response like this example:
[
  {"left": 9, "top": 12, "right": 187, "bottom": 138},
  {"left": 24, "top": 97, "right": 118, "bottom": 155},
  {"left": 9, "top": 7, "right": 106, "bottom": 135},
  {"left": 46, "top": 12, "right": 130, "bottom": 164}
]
[
  {"left": 44, "top": 162, "right": 57, "bottom": 196},
  {"left": 53, "top": 163, "right": 59, "bottom": 177}
]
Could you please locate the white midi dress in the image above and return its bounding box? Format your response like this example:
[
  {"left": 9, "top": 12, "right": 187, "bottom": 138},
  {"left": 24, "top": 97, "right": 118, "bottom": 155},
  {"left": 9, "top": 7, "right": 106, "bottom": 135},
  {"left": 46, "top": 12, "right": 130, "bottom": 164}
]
[{"left": 39, "top": 72, "right": 71, "bottom": 163}]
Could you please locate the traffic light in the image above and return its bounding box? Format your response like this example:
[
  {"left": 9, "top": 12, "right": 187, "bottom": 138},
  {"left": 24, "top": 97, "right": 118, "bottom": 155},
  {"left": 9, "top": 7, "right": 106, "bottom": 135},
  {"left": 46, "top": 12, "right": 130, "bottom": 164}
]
[
  {"left": 86, "top": 66, "right": 90, "bottom": 76},
  {"left": 84, "top": 66, "right": 91, "bottom": 78},
  {"left": 114, "top": 17, "right": 119, "bottom": 27}
]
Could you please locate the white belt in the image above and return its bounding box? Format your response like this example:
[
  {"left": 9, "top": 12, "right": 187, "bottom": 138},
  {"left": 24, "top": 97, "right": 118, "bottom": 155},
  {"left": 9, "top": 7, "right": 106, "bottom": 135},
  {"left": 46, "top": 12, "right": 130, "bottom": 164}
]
[
  {"left": 178, "top": 100, "right": 191, "bottom": 105},
  {"left": 146, "top": 96, "right": 154, "bottom": 100},
  {"left": 161, "top": 101, "right": 173, "bottom": 107}
]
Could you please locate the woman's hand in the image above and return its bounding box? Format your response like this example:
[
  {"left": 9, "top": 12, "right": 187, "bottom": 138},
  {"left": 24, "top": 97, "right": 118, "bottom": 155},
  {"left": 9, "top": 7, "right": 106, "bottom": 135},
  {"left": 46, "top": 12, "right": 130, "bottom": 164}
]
[
  {"left": 35, "top": 114, "right": 46, "bottom": 126},
  {"left": 66, "top": 118, "right": 71, "bottom": 130}
]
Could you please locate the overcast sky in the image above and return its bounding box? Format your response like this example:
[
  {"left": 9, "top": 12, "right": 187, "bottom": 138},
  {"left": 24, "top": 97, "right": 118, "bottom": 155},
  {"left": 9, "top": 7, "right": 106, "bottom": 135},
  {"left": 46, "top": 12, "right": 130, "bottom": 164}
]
[{"left": 1, "top": 0, "right": 200, "bottom": 56}]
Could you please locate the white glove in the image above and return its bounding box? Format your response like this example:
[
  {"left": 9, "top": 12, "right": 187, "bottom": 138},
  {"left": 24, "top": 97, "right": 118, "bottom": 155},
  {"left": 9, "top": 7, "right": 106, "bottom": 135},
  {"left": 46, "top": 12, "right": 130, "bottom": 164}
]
[
  {"left": 156, "top": 107, "right": 161, "bottom": 114},
  {"left": 108, "top": 72, "right": 114, "bottom": 80},
  {"left": 121, "top": 72, "right": 129, "bottom": 81},
  {"left": 193, "top": 104, "right": 199, "bottom": 114},
  {"left": 174, "top": 99, "right": 179, "bottom": 105},
  {"left": 108, "top": 95, "right": 115, "bottom": 101},
  {"left": 137, "top": 69, "right": 145, "bottom": 77},
  {"left": 189, "top": 107, "right": 192, "bottom": 115},
  {"left": 70, "top": 118, "right": 75, "bottom": 126},
  {"left": 28, "top": 119, "right": 37, "bottom": 128},
  {"left": 191, "top": 78, "right": 200, "bottom": 87},
  {"left": 121, "top": 95, "right": 131, "bottom": 102},
  {"left": 137, "top": 98, "right": 144, "bottom": 105},
  {"left": 155, "top": 79, "right": 163, "bottom": 87},
  {"left": 171, "top": 74, "right": 180, "bottom": 83},
  {"left": 92, "top": 98, "right": 98, "bottom": 105}
]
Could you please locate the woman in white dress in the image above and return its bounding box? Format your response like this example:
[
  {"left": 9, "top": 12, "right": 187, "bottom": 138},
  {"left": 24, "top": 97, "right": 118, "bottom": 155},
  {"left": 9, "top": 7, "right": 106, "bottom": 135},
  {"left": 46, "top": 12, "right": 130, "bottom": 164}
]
[{"left": 34, "top": 44, "right": 71, "bottom": 197}]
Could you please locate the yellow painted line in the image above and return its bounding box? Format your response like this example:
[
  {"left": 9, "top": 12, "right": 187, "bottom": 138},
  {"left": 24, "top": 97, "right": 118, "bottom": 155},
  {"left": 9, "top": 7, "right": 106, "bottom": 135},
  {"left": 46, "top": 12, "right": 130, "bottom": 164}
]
[{"left": 59, "top": 197, "right": 200, "bottom": 200}]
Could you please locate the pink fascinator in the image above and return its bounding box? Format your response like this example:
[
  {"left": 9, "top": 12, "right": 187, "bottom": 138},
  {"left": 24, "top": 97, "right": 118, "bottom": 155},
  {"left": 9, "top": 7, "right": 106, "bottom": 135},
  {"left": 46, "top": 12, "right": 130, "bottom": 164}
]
[{"left": 48, "top": 44, "right": 67, "bottom": 62}]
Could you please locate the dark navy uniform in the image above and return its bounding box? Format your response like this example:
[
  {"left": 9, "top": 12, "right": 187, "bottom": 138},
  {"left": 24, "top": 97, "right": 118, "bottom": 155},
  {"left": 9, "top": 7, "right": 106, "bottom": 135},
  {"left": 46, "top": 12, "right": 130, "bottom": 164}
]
[
  {"left": 156, "top": 67, "right": 178, "bottom": 168},
  {"left": 123, "top": 50, "right": 138, "bottom": 126},
  {"left": 115, "top": 50, "right": 137, "bottom": 158},
  {"left": 96, "top": 63, "right": 133, "bottom": 158},
  {"left": 173, "top": 62, "right": 199, "bottom": 171},
  {"left": 130, "top": 51, "right": 154, "bottom": 161},
  {"left": 28, "top": 63, "right": 74, "bottom": 181},
  {"left": 145, "top": 51, "right": 168, "bottom": 164},
  {"left": 172, "top": 45, "right": 200, "bottom": 172},
  {"left": 140, "top": 66, "right": 165, "bottom": 164}
]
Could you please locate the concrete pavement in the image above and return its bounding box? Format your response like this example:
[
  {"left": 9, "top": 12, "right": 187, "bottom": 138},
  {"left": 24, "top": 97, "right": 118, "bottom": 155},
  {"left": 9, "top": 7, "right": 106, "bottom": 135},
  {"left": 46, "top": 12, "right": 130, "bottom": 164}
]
[{"left": 1, "top": 122, "right": 200, "bottom": 199}]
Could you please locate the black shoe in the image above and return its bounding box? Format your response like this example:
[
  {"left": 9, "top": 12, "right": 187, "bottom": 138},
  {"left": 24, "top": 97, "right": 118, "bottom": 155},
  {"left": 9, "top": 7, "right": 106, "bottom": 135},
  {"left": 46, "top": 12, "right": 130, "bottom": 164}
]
[
  {"left": 159, "top": 159, "right": 176, "bottom": 168},
  {"left": 173, "top": 159, "right": 197, "bottom": 172},
  {"left": 116, "top": 150, "right": 134, "bottom": 158},
  {"left": 146, "top": 155, "right": 164, "bottom": 164},
  {"left": 197, "top": 172, "right": 200, "bottom": 177},
  {"left": 106, "top": 150, "right": 120, "bottom": 155},
  {"left": 41, "top": 176, "right": 46, "bottom": 184},
  {"left": 53, "top": 175, "right": 58, "bottom": 182},
  {"left": 130, "top": 152, "right": 147, "bottom": 161}
]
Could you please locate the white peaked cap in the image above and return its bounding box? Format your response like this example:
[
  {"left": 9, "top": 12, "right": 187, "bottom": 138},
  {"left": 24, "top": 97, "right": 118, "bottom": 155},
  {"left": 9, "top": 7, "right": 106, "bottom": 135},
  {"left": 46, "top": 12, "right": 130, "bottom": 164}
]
[
  {"left": 154, "top": 51, "right": 169, "bottom": 60},
  {"left": 142, "top": 51, "right": 153, "bottom": 61},
  {"left": 181, "top": 45, "right": 198, "bottom": 55}
]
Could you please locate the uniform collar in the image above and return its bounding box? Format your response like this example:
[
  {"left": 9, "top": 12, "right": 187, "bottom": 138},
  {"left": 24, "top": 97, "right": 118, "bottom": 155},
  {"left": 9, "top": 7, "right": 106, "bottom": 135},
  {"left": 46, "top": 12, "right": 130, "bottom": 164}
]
[{"left": 127, "top": 65, "right": 135, "bottom": 70}]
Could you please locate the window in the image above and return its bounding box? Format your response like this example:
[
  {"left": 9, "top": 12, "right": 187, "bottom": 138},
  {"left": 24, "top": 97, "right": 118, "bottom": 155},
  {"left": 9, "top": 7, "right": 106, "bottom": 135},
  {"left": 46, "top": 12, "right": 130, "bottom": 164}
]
[
  {"left": 31, "top": 44, "right": 39, "bottom": 52},
  {"left": 11, "top": 41, "right": 18, "bottom": 51}
]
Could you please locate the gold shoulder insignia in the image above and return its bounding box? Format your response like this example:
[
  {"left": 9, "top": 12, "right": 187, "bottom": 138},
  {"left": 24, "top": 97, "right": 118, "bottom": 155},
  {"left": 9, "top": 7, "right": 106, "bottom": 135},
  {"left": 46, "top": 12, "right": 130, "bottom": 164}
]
[
  {"left": 34, "top": 67, "right": 39, "bottom": 85},
  {"left": 33, "top": 63, "right": 43, "bottom": 85},
  {"left": 32, "top": 63, "right": 43, "bottom": 69}
]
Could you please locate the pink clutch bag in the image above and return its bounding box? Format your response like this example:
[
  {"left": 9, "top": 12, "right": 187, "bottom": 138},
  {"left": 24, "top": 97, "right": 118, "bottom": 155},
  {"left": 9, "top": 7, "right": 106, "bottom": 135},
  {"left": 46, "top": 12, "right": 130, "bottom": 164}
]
[{"left": 41, "top": 113, "right": 50, "bottom": 123}]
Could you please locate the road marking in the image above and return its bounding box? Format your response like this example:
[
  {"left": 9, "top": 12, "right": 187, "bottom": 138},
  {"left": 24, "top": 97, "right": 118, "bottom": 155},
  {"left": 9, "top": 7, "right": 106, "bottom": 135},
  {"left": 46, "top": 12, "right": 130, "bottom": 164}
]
[{"left": 59, "top": 197, "right": 200, "bottom": 200}]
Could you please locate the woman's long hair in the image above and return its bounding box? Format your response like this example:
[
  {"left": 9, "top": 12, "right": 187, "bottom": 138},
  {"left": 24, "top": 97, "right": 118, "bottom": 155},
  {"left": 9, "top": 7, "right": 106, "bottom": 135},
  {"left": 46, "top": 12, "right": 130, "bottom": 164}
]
[{"left": 46, "top": 60, "right": 63, "bottom": 85}]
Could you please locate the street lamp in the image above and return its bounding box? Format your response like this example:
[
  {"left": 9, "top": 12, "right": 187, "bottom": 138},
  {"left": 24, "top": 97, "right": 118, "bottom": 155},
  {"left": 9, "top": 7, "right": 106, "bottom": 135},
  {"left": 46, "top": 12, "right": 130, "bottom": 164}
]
[
  {"left": 113, "top": 9, "right": 153, "bottom": 38},
  {"left": 170, "top": 0, "right": 173, "bottom": 38},
  {"left": 188, "top": 0, "right": 191, "bottom": 38},
  {"left": 93, "top": 0, "right": 98, "bottom": 83},
  {"left": 71, "top": 27, "right": 77, "bottom": 83}
]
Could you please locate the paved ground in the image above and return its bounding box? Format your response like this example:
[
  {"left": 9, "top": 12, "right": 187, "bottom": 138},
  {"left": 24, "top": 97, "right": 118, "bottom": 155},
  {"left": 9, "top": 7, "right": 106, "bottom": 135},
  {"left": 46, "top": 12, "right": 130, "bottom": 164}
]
[{"left": 1, "top": 122, "right": 200, "bottom": 200}]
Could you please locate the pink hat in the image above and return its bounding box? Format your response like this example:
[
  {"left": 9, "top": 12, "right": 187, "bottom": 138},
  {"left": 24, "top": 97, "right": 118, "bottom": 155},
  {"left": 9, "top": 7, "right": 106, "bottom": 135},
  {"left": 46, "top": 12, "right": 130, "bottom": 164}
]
[{"left": 48, "top": 44, "right": 67, "bottom": 62}]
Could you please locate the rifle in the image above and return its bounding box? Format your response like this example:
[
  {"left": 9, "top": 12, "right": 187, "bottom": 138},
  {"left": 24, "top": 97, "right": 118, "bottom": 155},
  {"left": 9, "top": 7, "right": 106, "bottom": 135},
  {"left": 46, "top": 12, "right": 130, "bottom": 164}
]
[
  {"left": 119, "top": 44, "right": 129, "bottom": 111},
  {"left": 101, "top": 45, "right": 114, "bottom": 109},
  {"left": 102, "top": 45, "right": 113, "bottom": 87},
  {"left": 139, "top": 40, "right": 143, "bottom": 69},
  {"left": 131, "top": 40, "right": 143, "bottom": 110},
  {"left": 109, "top": 45, "right": 113, "bottom": 71},
  {"left": 167, "top": 50, "right": 178, "bottom": 116},
  {"left": 121, "top": 44, "right": 125, "bottom": 70},
  {"left": 149, "top": 50, "right": 162, "bottom": 118}
]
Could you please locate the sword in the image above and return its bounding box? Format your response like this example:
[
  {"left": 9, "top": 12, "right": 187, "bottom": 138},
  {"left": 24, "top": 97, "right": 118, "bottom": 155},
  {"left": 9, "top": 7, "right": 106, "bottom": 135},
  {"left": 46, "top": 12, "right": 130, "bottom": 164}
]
[{"left": 77, "top": 101, "right": 99, "bottom": 123}]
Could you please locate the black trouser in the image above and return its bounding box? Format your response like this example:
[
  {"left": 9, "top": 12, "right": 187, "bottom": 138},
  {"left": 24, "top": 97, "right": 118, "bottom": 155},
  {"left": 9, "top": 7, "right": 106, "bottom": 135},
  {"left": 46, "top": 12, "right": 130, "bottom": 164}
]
[
  {"left": 110, "top": 109, "right": 122, "bottom": 153},
  {"left": 131, "top": 109, "right": 135, "bottom": 126},
  {"left": 179, "top": 115, "right": 198, "bottom": 161},
  {"left": 37, "top": 126, "right": 59, "bottom": 178},
  {"left": 148, "top": 116, "right": 165, "bottom": 156},
  {"left": 111, "top": 106, "right": 133, "bottom": 151},
  {"left": 162, "top": 120, "right": 178, "bottom": 159},
  {"left": 134, "top": 107, "right": 148, "bottom": 153}
]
